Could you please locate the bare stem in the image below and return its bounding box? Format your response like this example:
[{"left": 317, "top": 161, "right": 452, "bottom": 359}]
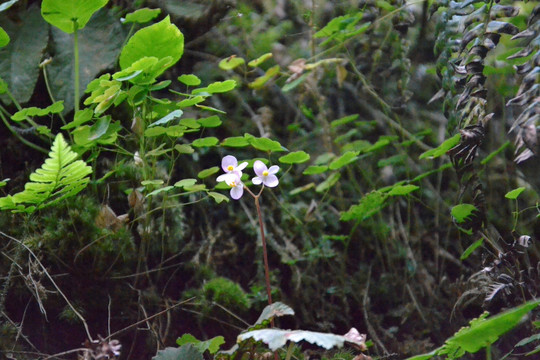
[{"left": 254, "top": 195, "right": 273, "bottom": 306}]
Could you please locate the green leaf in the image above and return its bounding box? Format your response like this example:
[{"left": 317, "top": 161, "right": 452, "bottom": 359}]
[
  {"left": 178, "top": 74, "right": 201, "bottom": 86},
  {"left": 0, "top": 5, "right": 48, "bottom": 105},
  {"left": 11, "top": 101, "right": 64, "bottom": 121},
  {"left": 195, "top": 104, "right": 226, "bottom": 114},
  {"left": 192, "top": 80, "right": 237, "bottom": 94},
  {"left": 279, "top": 151, "right": 310, "bottom": 164},
  {"left": 249, "top": 65, "right": 280, "bottom": 89},
  {"left": 439, "top": 300, "right": 540, "bottom": 356},
  {"left": 219, "top": 56, "right": 245, "bottom": 70},
  {"left": 221, "top": 136, "right": 250, "bottom": 148},
  {"left": 141, "top": 180, "right": 164, "bottom": 187},
  {"left": 316, "top": 172, "right": 340, "bottom": 193},
  {"left": 178, "top": 96, "right": 205, "bottom": 108},
  {"left": 174, "top": 179, "right": 197, "bottom": 189},
  {"left": 314, "top": 12, "right": 363, "bottom": 38},
  {"left": 197, "top": 115, "right": 221, "bottom": 128},
  {"left": 0, "top": 134, "right": 92, "bottom": 212},
  {"left": 505, "top": 187, "right": 525, "bottom": 200},
  {"left": 41, "top": 0, "right": 108, "bottom": 33},
  {"left": 330, "top": 114, "right": 359, "bottom": 128},
  {"left": 0, "top": 27, "right": 9, "bottom": 48},
  {"left": 248, "top": 53, "right": 273, "bottom": 67},
  {"left": 146, "top": 186, "right": 174, "bottom": 197},
  {"left": 247, "top": 135, "right": 285, "bottom": 152},
  {"left": 341, "top": 191, "right": 388, "bottom": 222},
  {"left": 419, "top": 134, "right": 461, "bottom": 160},
  {"left": 197, "top": 167, "right": 219, "bottom": 179},
  {"left": 179, "top": 118, "right": 201, "bottom": 129},
  {"left": 303, "top": 165, "right": 328, "bottom": 175},
  {"left": 122, "top": 8, "right": 161, "bottom": 24},
  {"left": 329, "top": 151, "right": 358, "bottom": 170},
  {"left": 176, "top": 334, "right": 225, "bottom": 354},
  {"left": 152, "top": 345, "right": 203, "bottom": 360},
  {"left": 119, "top": 16, "right": 184, "bottom": 79},
  {"left": 460, "top": 238, "right": 483, "bottom": 260},
  {"left": 387, "top": 184, "right": 419, "bottom": 196},
  {"left": 174, "top": 144, "right": 194, "bottom": 154},
  {"left": 149, "top": 110, "right": 183, "bottom": 127},
  {"left": 61, "top": 109, "right": 93, "bottom": 130},
  {"left": 451, "top": 204, "right": 478, "bottom": 224},
  {"left": 191, "top": 137, "right": 219, "bottom": 148},
  {"left": 208, "top": 192, "right": 229, "bottom": 204}
]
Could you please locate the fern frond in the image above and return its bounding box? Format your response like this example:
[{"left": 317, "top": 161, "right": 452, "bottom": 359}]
[{"left": 0, "top": 134, "right": 92, "bottom": 213}]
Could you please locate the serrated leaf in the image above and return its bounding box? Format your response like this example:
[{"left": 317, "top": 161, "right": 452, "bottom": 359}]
[
  {"left": 122, "top": 8, "right": 161, "bottom": 24},
  {"left": 303, "top": 165, "right": 328, "bottom": 175},
  {"left": 221, "top": 136, "right": 250, "bottom": 148},
  {"left": 178, "top": 74, "right": 201, "bottom": 86},
  {"left": 279, "top": 151, "right": 310, "bottom": 164},
  {"left": 248, "top": 53, "right": 273, "bottom": 67},
  {"left": 0, "top": 134, "right": 92, "bottom": 212},
  {"left": 329, "top": 151, "right": 358, "bottom": 170},
  {"left": 197, "top": 167, "right": 219, "bottom": 179},
  {"left": 119, "top": 16, "right": 183, "bottom": 80},
  {"left": 191, "top": 137, "right": 218, "bottom": 148},
  {"left": 505, "top": 187, "right": 525, "bottom": 200},
  {"left": 420, "top": 134, "right": 461, "bottom": 160},
  {"left": 387, "top": 184, "right": 419, "bottom": 196},
  {"left": 451, "top": 204, "right": 478, "bottom": 224},
  {"left": 41, "top": 0, "right": 108, "bottom": 33},
  {"left": 219, "top": 56, "right": 245, "bottom": 70},
  {"left": 238, "top": 328, "right": 365, "bottom": 352}
]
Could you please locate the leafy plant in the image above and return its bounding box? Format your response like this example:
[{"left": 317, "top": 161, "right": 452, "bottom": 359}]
[{"left": 0, "top": 133, "right": 92, "bottom": 213}]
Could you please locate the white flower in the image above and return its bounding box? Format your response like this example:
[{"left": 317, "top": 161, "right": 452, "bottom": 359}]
[
  {"left": 221, "top": 155, "right": 247, "bottom": 177},
  {"left": 217, "top": 173, "right": 244, "bottom": 200},
  {"left": 252, "top": 160, "right": 279, "bottom": 187}
]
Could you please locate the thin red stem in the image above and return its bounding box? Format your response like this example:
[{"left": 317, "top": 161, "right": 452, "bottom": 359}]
[{"left": 254, "top": 195, "right": 273, "bottom": 305}]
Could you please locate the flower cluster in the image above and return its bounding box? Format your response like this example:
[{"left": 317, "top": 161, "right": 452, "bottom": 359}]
[{"left": 216, "top": 155, "right": 279, "bottom": 200}]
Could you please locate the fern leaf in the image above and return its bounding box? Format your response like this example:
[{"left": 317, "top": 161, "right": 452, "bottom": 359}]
[{"left": 0, "top": 134, "right": 92, "bottom": 213}]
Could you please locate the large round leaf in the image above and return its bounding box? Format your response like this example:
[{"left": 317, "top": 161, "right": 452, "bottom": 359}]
[
  {"left": 119, "top": 16, "right": 184, "bottom": 76},
  {"left": 0, "top": 5, "right": 48, "bottom": 104},
  {"left": 41, "top": 0, "right": 108, "bottom": 33}
]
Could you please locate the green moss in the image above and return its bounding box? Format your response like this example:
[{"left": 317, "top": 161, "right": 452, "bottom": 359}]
[{"left": 202, "top": 277, "right": 251, "bottom": 311}]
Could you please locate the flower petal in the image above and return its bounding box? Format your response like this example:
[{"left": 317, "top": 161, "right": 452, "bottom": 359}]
[
  {"left": 230, "top": 185, "right": 244, "bottom": 200},
  {"left": 217, "top": 173, "right": 236, "bottom": 183},
  {"left": 268, "top": 165, "right": 280, "bottom": 175},
  {"left": 253, "top": 160, "right": 267, "bottom": 177},
  {"left": 263, "top": 175, "right": 279, "bottom": 187},
  {"left": 222, "top": 155, "right": 237, "bottom": 172},
  {"left": 237, "top": 162, "right": 248, "bottom": 171},
  {"left": 252, "top": 176, "right": 263, "bottom": 185}
]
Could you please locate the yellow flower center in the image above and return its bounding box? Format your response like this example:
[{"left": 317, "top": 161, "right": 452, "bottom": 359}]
[
  {"left": 263, "top": 170, "right": 269, "bottom": 176},
  {"left": 227, "top": 165, "right": 234, "bottom": 171},
  {"left": 230, "top": 181, "right": 236, "bottom": 187}
]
